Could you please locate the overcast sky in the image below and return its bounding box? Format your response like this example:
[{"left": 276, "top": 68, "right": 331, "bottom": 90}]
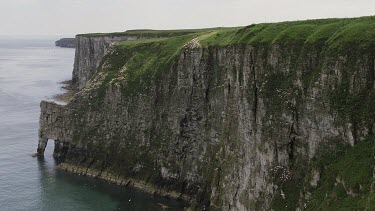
[{"left": 0, "top": 0, "right": 375, "bottom": 37}]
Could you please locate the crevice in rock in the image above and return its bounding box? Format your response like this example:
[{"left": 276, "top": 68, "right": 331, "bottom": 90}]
[
  {"left": 250, "top": 51, "right": 258, "bottom": 131},
  {"left": 274, "top": 141, "right": 279, "bottom": 164},
  {"left": 352, "top": 121, "right": 359, "bottom": 145},
  {"left": 86, "top": 157, "right": 96, "bottom": 170},
  {"left": 288, "top": 137, "right": 295, "bottom": 161},
  {"left": 205, "top": 87, "right": 210, "bottom": 102},
  {"left": 288, "top": 123, "right": 297, "bottom": 162},
  {"left": 253, "top": 84, "right": 258, "bottom": 127},
  {"left": 367, "top": 53, "right": 375, "bottom": 90}
]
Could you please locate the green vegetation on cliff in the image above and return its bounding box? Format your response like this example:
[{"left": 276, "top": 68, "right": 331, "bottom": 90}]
[
  {"left": 270, "top": 136, "right": 375, "bottom": 211},
  {"left": 306, "top": 136, "right": 375, "bottom": 210}
]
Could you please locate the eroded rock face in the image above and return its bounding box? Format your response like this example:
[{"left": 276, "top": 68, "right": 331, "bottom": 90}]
[{"left": 38, "top": 40, "right": 374, "bottom": 210}]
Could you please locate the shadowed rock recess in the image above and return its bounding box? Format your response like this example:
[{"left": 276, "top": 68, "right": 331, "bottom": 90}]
[{"left": 37, "top": 17, "right": 375, "bottom": 210}]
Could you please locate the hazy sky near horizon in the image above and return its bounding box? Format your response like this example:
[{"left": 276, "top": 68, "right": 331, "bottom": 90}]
[{"left": 1, "top": 0, "right": 375, "bottom": 37}]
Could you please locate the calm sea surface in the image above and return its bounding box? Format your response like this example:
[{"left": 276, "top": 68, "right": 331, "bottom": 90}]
[{"left": 0, "top": 39, "right": 185, "bottom": 211}]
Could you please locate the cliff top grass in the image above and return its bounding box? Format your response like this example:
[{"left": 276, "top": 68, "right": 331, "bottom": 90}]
[
  {"left": 77, "top": 27, "right": 231, "bottom": 38},
  {"left": 90, "top": 15, "right": 375, "bottom": 55},
  {"left": 198, "top": 15, "right": 375, "bottom": 54},
  {"left": 78, "top": 15, "right": 375, "bottom": 57}
]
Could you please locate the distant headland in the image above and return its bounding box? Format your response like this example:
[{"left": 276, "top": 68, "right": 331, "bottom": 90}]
[{"left": 55, "top": 38, "right": 75, "bottom": 48}]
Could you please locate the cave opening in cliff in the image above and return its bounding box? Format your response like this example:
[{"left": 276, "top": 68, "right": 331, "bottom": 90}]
[
  {"left": 45, "top": 139, "right": 55, "bottom": 160},
  {"left": 37, "top": 139, "right": 65, "bottom": 164}
]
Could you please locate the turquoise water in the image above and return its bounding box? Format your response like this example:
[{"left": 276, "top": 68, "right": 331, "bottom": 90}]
[{"left": 0, "top": 39, "right": 186, "bottom": 211}]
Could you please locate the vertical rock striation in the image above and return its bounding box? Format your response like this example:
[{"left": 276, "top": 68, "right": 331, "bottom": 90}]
[{"left": 38, "top": 18, "right": 375, "bottom": 210}]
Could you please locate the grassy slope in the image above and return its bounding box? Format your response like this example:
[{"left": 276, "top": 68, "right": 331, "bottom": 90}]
[{"left": 199, "top": 16, "right": 375, "bottom": 54}]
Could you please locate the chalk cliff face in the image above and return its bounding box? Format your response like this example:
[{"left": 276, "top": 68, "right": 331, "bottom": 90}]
[{"left": 38, "top": 18, "right": 375, "bottom": 210}]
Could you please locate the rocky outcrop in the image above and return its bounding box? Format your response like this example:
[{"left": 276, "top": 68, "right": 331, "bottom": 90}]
[
  {"left": 37, "top": 101, "right": 72, "bottom": 159},
  {"left": 55, "top": 38, "right": 76, "bottom": 48},
  {"left": 38, "top": 17, "right": 375, "bottom": 210}
]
